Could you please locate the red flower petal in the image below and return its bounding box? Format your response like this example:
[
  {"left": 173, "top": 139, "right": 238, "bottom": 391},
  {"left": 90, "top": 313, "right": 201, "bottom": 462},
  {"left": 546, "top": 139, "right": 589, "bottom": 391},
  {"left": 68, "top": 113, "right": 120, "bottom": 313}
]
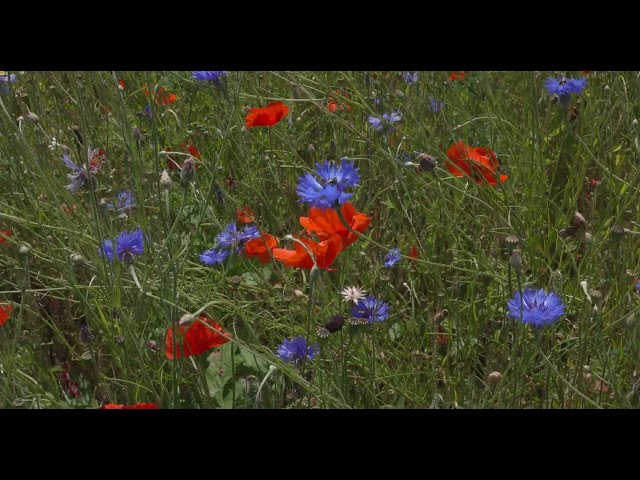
[
  {"left": 245, "top": 101, "right": 289, "bottom": 128},
  {"left": 244, "top": 233, "right": 278, "bottom": 264},
  {"left": 236, "top": 206, "right": 255, "bottom": 223},
  {"left": 0, "top": 304, "right": 13, "bottom": 326},
  {"left": 165, "top": 316, "right": 232, "bottom": 360}
]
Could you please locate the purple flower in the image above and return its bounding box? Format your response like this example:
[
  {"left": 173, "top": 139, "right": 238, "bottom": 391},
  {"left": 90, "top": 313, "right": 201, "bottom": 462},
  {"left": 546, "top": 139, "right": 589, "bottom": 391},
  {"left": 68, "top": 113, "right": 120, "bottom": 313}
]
[
  {"left": 384, "top": 248, "right": 402, "bottom": 267},
  {"left": 368, "top": 116, "right": 383, "bottom": 131},
  {"left": 191, "top": 71, "right": 227, "bottom": 83},
  {"left": 544, "top": 76, "right": 587, "bottom": 99},
  {"left": 429, "top": 97, "right": 443, "bottom": 112},
  {"left": 403, "top": 72, "right": 419, "bottom": 84},
  {"left": 0, "top": 72, "right": 16, "bottom": 84},
  {"left": 277, "top": 336, "right": 318, "bottom": 364},
  {"left": 61, "top": 154, "right": 99, "bottom": 193},
  {"left": 107, "top": 190, "right": 135, "bottom": 212},
  {"left": 100, "top": 229, "right": 145, "bottom": 264},
  {"left": 216, "top": 223, "right": 260, "bottom": 250},
  {"left": 507, "top": 288, "right": 565, "bottom": 327},
  {"left": 369, "top": 111, "right": 402, "bottom": 133},
  {"left": 296, "top": 158, "right": 360, "bottom": 210},
  {"left": 352, "top": 295, "right": 391, "bottom": 323},
  {"left": 199, "top": 248, "right": 231, "bottom": 266}
]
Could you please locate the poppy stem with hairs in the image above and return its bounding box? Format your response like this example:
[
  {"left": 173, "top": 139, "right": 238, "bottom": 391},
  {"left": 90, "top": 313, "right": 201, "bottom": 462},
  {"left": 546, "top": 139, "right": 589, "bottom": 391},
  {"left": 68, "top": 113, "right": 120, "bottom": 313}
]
[{"left": 333, "top": 206, "right": 500, "bottom": 280}]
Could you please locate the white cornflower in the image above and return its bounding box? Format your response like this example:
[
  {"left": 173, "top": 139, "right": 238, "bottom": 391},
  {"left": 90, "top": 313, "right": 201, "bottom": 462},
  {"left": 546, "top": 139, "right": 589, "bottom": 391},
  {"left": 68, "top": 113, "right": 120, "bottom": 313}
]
[
  {"left": 341, "top": 286, "right": 367, "bottom": 304},
  {"left": 48, "top": 137, "right": 58, "bottom": 151}
]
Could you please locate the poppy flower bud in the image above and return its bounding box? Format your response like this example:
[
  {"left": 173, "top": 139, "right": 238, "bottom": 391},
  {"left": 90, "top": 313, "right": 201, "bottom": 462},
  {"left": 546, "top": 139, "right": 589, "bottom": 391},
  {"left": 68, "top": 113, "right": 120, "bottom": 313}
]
[
  {"left": 487, "top": 371, "right": 503, "bottom": 387},
  {"left": 310, "top": 265, "right": 322, "bottom": 282},
  {"left": 633, "top": 119, "right": 639, "bottom": 127},
  {"left": 572, "top": 211, "right": 587, "bottom": 227},
  {"left": 417, "top": 153, "right": 437, "bottom": 172},
  {"left": 230, "top": 275, "right": 243, "bottom": 289},
  {"left": 25, "top": 112, "right": 39, "bottom": 123},
  {"left": 583, "top": 232, "right": 592, "bottom": 243},
  {"left": 19, "top": 244, "right": 29, "bottom": 258},
  {"left": 160, "top": 169, "right": 173, "bottom": 190},
  {"left": 69, "top": 253, "right": 86, "bottom": 265},
  {"left": 181, "top": 157, "right": 196, "bottom": 187},
  {"left": 308, "top": 143, "right": 316, "bottom": 155}
]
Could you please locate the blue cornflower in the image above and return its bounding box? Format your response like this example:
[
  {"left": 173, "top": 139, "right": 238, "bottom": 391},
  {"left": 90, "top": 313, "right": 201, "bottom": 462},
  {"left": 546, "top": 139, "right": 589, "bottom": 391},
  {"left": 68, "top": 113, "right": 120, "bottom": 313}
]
[
  {"left": 100, "top": 229, "right": 145, "bottom": 264},
  {"left": 107, "top": 190, "right": 135, "bottom": 212},
  {"left": 507, "top": 288, "right": 566, "bottom": 327},
  {"left": 143, "top": 105, "right": 152, "bottom": 119},
  {"left": 370, "top": 111, "right": 402, "bottom": 132},
  {"left": 216, "top": 187, "right": 224, "bottom": 204},
  {"left": 0, "top": 72, "right": 15, "bottom": 94},
  {"left": 351, "top": 295, "right": 391, "bottom": 324},
  {"left": 191, "top": 71, "right": 227, "bottom": 83},
  {"left": 404, "top": 71, "right": 419, "bottom": 84},
  {"left": 544, "top": 76, "right": 587, "bottom": 98},
  {"left": 384, "top": 248, "right": 402, "bottom": 267},
  {"left": 368, "top": 116, "right": 383, "bottom": 131},
  {"left": 61, "top": 154, "right": 99, "bottom": 193},
  {"left": 635, "top": 281, "right": 640, "bottom": 294},
  {"left": 296, "top": 158, "right": 361, "bottom": 210},
  {"left": 397, "top": 152, "right": 412, "bottom": 165},
  {"left": 383, "top": 111, "right": 402, "bottom": 123},
  {"left": 276, "top": 336, "right": 318, "bottom": 364},
  {"left": 429, "top": 97, "right": 444, "bottom": 112},
  {"left": 199, "top": 248, "right": 231, "bottom": 265},
  {"left": 216, "top": 223, "right": 260, "bottom": 250}
]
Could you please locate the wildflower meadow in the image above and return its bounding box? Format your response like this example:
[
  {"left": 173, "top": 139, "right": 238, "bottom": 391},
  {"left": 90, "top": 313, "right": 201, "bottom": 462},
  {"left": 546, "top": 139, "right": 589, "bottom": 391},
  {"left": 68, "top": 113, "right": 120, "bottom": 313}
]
[{"left": 1, "top": 70, "right": 639, "bottom": 409}]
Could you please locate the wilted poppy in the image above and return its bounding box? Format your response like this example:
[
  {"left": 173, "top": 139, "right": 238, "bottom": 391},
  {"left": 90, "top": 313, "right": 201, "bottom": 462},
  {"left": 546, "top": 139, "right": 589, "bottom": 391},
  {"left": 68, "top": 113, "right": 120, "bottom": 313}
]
[
  {"left": 0, "top": 230, "right": 12, "bottom": 245},
  {"left": 236, "top": 206, "right": 255, "bottom": 223},
  {"left": 165, "top": 315, "right": 232, "bottom": 360},
  {"left": 245, "top": 101, "right": 289, "bottom": 128},
  {"left": 446, "top": 141, "right": 508, "bottom": 186},
  {"left": 100, "top": 402, "right": 158, "bottom": 409},
  {"left": 299, "top": 202, "right": 370, "bottom": 250},
  {"left": 449, "top": 71, "right": 466, "bottom": 80},
  {"left": 272, "top": 234, "right": 342, "bottom": 270},
  {"left": 244, "top": 232, "right": 278, "bottom": 264},
  {"left": 0, "top": 304, "right": 12, "bottom": 326}
]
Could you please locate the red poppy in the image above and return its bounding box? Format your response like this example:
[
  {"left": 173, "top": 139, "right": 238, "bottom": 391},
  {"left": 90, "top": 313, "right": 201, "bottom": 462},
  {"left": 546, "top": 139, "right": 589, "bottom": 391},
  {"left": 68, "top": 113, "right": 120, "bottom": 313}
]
[
  {"left": 327, "top": 89, "right": 351, "bottom": 112},
  {"left": 299, "top": 202, "right": 370, "bottom": 250},
  {"left": 144, "top": 87, "right": 177, "bottom": 106},
  {"left": 100, "top": 402, "right": 158, "bottom": 409},
  {"left": 236, "top": 206, "right": 255, "bottom": 223},
  {"left": 0, "top": 230, "right": 12, "bottom": 245},
  {"left": 63, "top": 204, "right": 77, "bottom": 216},
  {"left": 244, "top": 233, "right": 278, "bottom": 264},
  {"left": 118, "top": 79, "right": 126, "bottom": 90},
  {"left": 409, "top": 244, "right": 419, "bottom": 262},
  {"left": 182, "top": 142, "right": 202, "bottom": 160},
  {"left": 272, "top": 234, "right": 342, "bottom": 271},
  {"left": 0, "top": 304, "right": 13, "bottom": 326},
  {"left": 582, "top": 71, "right": 591, "bottom": 75},
  {"left": 245, "top": 101, "right": 289, "bottom": 128},
  {"left": 446, "top": 141, "right": 508, "bottom": 186},
  {"left": 165, "top": 315, "right": 232, "bottom": 360},
  {"left": 449, "top": 71, "right": 466, "bottom": 81}
]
